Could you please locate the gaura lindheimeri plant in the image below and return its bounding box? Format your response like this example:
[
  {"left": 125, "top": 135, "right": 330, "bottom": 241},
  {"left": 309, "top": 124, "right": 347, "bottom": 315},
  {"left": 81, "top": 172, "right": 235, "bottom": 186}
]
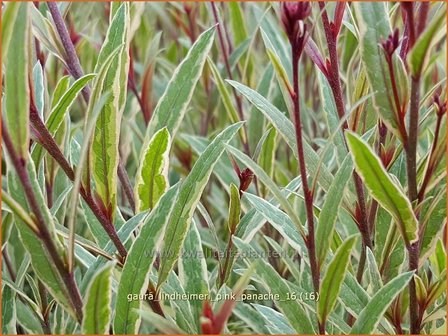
[{"left": 1, "top": 1, "right": 446, "bottom": 335}]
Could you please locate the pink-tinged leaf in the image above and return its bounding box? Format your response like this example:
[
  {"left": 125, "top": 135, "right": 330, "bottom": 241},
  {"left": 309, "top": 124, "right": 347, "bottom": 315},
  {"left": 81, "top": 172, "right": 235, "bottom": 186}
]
[{"left": 305, "top": 38, "right": 328, "bottom": 78}]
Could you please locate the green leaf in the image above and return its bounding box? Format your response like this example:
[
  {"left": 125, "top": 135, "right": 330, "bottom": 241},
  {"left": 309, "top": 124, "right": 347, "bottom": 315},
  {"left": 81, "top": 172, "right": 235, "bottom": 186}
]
[
  {"left": 32, "top": 62, "right": 45, "bottom": 117},
  {"left": 244, "top": 192, "right": 306, "bottom": 253},
  {"left": 316, "top": 155, "right": 353, "bottom": 266},
  {"left": 7, "top": 163, "right": 75, "bottom": 318},
  {"left": 179, "top": 222, "right": 209, "bottom": 332},
  {"left": 350, "top": 271, "right": 414, "bottom": 334},
  {"left": 354, "top": 2, "right": 401, "bottom": 139},
  {"left": 318, "top": 235, "right": 358, "bottom": 324},
  {"left": 2, "top": 285, "right": 16, "bottom": 334},
  {"left": 366, "top": 247, "right": 383, "bottom": 293},
  {"left": 408, "top": 9, "right": 446, "bottom": 77},
  {"left": 339, "top": 272, "right": 370, "bottom": 317},
  {"left": 82, "top": 261, "right": 115, "bottom": 334},
  {"left": 257, "top": 127, "right": 277, "bottom": 197},
  {"left": 253, "top": 304, "right": 295, "bottom": 334},
  {"left": 4, "top": 2, "right": 30, "bottom": 159},
  {"left": 114, "top": 184, "right": 180, "bottom": 334},
  {"left": 135, "top": 127, "right": 171, "bottom": 212},
  {"left": 208, "top": 59, "right": 246, "bottom": 143},
  {"left": 32, "top": 74, "right": 96, "bottom": 167},
  {"left": 227, "top": 80, "right": 334, "bottom": 191},
  {"left": 420, "top": 192, "right": 447, "bottom": 264},
  {"left": 233, "top": 237, "right": 314, "bottom": 334},
  {"left": 137, "top": 309, "right": 186, "bottom": 334},
  {"left": 48, "top": 75, "right": 96, "bottom": 135},
  {"left": 236, "top": 176, "right": 302, "bottom": 240},
  {"left": 143, "top": 26, "right": 215, "bottom": 140},
  {"left": 228, "top": 183, "right": 241, "bottom": 234},
  {"left": 346, "top": 131, "right": 418, "bottom": 244},
  {"left": 229, "top": 2, "right": 248, "bottom": 47},
  {"left": 91, "top": 3, "right": 130, "bottom": 220},
  {"left": 51, "top": 75, "right": 71, "bottom": 108},
  {"left": 262, "top": 32, "right": 293, "bottom": 113},
  {"left": 157, "top": 122, "right": 243, "bottom": 287},
  {"left": 225, "top": 144, "right": 306, "bottom": 239},
  {"left": 248, "top": 65, "right": 273, "bottom": 151},
  {"left": 1, "top": 1, "right": 20, "bottom": 59},
  {"left": 317, "top": 72, "right": 346, "bottom": 162}
]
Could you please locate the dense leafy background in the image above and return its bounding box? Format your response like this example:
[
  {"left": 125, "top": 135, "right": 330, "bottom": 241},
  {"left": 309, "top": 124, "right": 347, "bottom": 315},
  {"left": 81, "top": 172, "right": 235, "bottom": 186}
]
[{"left": 1, "top": 2, "right": 446, "bottom": 335}]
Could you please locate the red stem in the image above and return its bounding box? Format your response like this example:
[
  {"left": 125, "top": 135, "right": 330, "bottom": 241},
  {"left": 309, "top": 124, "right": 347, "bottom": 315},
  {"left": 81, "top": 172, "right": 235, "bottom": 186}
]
[
  {"left": 47, "top": 1, "right": 135, "bottom": 210},
  {"left": 210, "top": 2, "right": 250, "bottom": 155},
  {"left": 3, "top": 122, "right": 83, "bottom": 323},
  {"left": 291, "top": 52, "right": 320, "bottom": 307},
  {"left": 319, "top": 3, "right": 372, "bottom": 251}
]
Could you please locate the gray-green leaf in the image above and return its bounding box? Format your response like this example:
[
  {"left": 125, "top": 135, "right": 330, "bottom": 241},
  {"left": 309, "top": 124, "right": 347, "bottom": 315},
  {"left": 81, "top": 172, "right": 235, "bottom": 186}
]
[
  {"left": 114, "top": 183, "right": 180, "bottom": 334},
  {"left": 350, "top": 271, "right": 414, "bottom": 334},
  {"left": 157, "top": 122, "right": 243, "bottom": 287},
  {"left": 82, "top": 261, "right": 115, "bottom": 334},
  {"left": 346, "top": 131, "right": 418, "bottom": 244}
]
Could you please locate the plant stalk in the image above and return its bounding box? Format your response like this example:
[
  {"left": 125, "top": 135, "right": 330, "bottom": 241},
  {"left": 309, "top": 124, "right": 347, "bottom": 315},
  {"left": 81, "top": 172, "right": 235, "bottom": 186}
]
[
  {"left": 406, "top": 76, "right": 422, "bottom": 334},
  {"left": 210, "top": 2, "right": 250, "bottom": 155},
  {"left": 319, "top": 2, "right": 372, "bottom": 253},
  {"left": 291, "top": 52, "right": 320, "bottom": 307},
  {"left": 2, "top": 122, "right": 84, "bottom": 324},
  {"left": 47, "top": 1, "right": 135, "bottom": 210},
  {"left": 29, "top": 108, "right": 128, "bottom": 258}
]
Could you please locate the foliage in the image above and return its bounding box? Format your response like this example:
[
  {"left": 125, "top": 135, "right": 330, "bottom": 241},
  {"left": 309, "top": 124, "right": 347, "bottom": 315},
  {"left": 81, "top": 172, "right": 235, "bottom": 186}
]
[{"left": 1, "top": 2, "right": 446, "bottom": 335}]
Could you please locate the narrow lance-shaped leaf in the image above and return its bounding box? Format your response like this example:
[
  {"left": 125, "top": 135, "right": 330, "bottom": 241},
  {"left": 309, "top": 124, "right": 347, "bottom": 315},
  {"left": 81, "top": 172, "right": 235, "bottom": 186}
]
[
  {"left": 227, "top": 79, "right": 334, "bottom": 192},
  {"left": 91, "top": 3, "right": 130, "bottom": 220},
  {"left": 233, "top": 237, "right": 314, "bottom": 334},
  {"left": 366, "top": 247, "right": 383, "bottom": 292},
  {"left": 346, "top": 131, "right": 418, "bottom": 244},
  {"left": 7, "top": 164, "right": 75, "bottom": 318},
  {"left": 316, "top": 155, "right": 353, "bottom": 267},
  {"left": 84, "top": 45, "right": 122, "bottom": 195},
  {"left": 257, "top": 127, "right": 277, "bottom": 197},
  {"left": 179, "top": 221, "right": 209, "bottom": 332},
  {"left": 208, "top": 58, "right": 246, "bottom": 143},
  {"left": 82, "top": 261, "right": 115, "bottom": 334},
  {"left": 157, "top": 122, "right": 243, "bottom": 287},
  {"left": 350, "top": 271, "right": 414, "bottom": 334},
  {"left": 135, "top": 127, "right": 171, "bottom": 212},
  {"left": 1, "top": 286, "right": 16, "bottom": 335},
  {"left": 244, "top": 192, "right": 306, "bottom": 253},
  {"left": 229, "top": 2, "right": 248, "bottom": 47},
  {"left": 228, "top": 183, "right": 241, "bottom": 233},
  {"left": 408, "top": 9, "right": 445, "bottom": 77},
  {"left": 51, "top": 76, "right": 71, "bottom": 108},
  {"left": 4, "top": 2, "right": 30, "bottom": 159},
  {"left": 48, "top": 74, "right": 96, "bottom": 135},
  {"left": 32, "top": 62, "right": 45, "bottom": 117},
  {"left": 143, "top": 26, "right": 215, "bottom": 141},
  {"left": 317, "top": 71, "right": 346, "bottom": 163},
  {"left": 247, "top": 65, "right": 273, "bottom": 151},
  {"left": 1, "top": 1, "right": 20, "bottom": 58},
  {"left": 318, "top": 235, "right": 358, "bottom": 324},
  {"left": 32, "top": 74, "right": 96, "bottom": 167},
  {"left": 114, "top": 183, "right": 180, "bottom": 334},
  {"left": 354, "top": 2, "right": 402, "bottom": 140},
  {"left": 225, "top": 144, "right": 306, "bottom": 240}
]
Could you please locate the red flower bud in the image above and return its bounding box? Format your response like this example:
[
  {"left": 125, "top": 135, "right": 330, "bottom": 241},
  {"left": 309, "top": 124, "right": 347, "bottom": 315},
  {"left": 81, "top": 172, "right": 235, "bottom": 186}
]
[
  {"left": 239, "top": 168, "right": 254, "bottom": 194},
  {"left": 281, "top": 1, "right": 311, "bottom": 55},
  {"left": 433, "top": 94, "right": 447, "bottom": 117},
  {"left": 381, "top": 28, "right": 400, "bottom": 61}
]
